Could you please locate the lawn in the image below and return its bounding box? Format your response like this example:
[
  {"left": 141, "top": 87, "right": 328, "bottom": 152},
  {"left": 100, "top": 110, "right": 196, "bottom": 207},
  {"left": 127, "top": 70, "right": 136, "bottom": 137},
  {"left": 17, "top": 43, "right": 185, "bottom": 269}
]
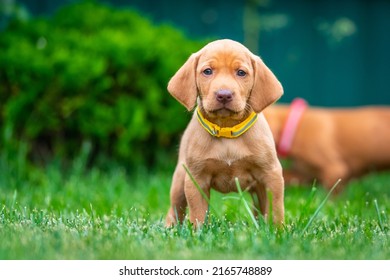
[{"left": 0, "top": 154, "right": 389, "bottom": 260}]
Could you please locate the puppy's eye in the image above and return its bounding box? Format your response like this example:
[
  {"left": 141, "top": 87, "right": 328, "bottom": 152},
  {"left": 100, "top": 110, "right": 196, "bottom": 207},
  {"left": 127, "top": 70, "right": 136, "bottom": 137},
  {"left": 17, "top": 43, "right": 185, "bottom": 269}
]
[
  {"left": 237, "top": 70, "right": 247, "bottom": 77},
  {"left": 203, "top": 68, "right": 213, "bottom": 76}
]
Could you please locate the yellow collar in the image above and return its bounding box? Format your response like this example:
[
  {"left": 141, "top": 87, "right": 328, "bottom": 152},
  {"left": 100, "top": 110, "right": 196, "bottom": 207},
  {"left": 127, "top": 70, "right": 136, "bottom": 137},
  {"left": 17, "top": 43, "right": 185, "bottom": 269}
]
[{"left": 196, "top": 107, "right": 258, "bottom": 138}]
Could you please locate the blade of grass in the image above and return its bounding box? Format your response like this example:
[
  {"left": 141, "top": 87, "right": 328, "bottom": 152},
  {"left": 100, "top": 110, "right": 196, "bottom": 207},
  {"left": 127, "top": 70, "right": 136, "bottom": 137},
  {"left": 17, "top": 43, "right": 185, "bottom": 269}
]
[
  {"left": 222, "top": 196, "right": 240, "bottom": 201},
  {"left": 0, "top": 205, "right": 5, "bottom": 216},
  {"left": 301, "top": 179, "right": 341, "bottom": 235},
  {"left": 11, "top": 190, "right": 17, "bottom": 209},
  {"left": 373, "top": 199, "right": 384, "bottom": 231},
  {"left": 306, "top": 179, "right": 318, "bottom": 206},
  {"left": 298, "top": 180, "right": 318, "bottom": 223},
  {"left": 235, "top": 177, "right": 259, "bottom": 230}
]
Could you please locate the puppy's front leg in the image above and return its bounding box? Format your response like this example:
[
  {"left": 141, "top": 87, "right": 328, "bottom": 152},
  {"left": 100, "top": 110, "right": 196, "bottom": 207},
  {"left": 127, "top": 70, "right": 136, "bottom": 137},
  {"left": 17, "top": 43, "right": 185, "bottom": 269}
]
[
  {"left": 262, "top": 167, "right": 285, "bottom": 225},
  {"left": 271, "top": 181, "right": 284, "bottom": 225},
  {"left": 252, "top": 184, "right": 268, "bottom": 220},
  {"left": 184, "top": 175, "right": 210, "bottom": 226},
  {"left": 166, "top": 165, "right": 188, "bottom": 226}
]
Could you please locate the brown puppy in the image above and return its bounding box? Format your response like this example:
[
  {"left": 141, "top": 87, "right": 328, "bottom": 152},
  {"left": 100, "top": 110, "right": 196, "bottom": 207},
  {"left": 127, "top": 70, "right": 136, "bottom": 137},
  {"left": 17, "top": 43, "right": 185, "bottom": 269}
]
[
  {"left": 264, "top": 101, "right": 390, "bottom": 191},
  {"left": 165, "top": 39, "right": 284, "bottom": 226}
]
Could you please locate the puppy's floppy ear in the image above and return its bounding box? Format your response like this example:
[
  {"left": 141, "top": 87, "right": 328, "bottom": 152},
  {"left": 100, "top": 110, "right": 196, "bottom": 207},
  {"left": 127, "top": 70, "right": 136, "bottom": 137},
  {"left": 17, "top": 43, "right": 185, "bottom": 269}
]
[
  {"left": 249, "top": 55, "right": 283, "bottom": 113},
  {"left": 167, "top": 52, "right": 200, "bottom": 111}
]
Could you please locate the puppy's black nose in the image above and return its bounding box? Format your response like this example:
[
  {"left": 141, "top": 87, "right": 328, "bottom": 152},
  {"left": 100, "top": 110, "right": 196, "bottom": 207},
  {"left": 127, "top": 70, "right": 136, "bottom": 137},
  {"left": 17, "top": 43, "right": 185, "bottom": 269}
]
[{"left": 215, "top": 89, "right": 233, "bottom": 104}]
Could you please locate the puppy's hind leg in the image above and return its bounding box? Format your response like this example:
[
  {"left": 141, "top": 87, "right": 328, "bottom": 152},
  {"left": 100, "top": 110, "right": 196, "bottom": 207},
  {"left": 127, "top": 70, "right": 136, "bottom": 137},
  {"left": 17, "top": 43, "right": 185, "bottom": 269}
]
[
  {"left": 166, "top": 165, "right": 187, "bottom": 226},
  {"left": 320, "top": 161, "right": 349, "bottom": 194}
]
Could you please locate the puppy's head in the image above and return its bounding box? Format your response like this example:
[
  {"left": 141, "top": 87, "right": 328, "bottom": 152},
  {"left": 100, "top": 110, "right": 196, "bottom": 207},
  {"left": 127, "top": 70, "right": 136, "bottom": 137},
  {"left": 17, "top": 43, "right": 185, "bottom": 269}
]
[{"left": 168, "top": 39, "right": 283, "bottom": 121}]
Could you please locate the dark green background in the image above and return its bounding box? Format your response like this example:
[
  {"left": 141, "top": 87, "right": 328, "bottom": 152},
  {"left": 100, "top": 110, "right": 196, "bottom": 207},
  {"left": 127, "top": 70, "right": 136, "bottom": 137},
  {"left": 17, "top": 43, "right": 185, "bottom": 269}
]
[{"left": 10, "top": 0, "right": 390, "bottom": 107}]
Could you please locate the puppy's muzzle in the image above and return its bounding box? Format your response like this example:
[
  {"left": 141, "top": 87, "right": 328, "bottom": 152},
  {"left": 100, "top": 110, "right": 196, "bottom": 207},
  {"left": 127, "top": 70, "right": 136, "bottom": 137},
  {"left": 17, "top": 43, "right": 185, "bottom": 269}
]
[{"left": 215, "top": 89, "right": 233, "bottom": 104}]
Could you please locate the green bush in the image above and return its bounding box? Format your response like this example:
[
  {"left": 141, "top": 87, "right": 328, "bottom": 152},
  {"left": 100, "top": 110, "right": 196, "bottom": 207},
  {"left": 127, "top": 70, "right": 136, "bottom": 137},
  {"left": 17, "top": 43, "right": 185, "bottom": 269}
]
[{"left": 0, "top": 1, "right": 204, "bottom": 167}]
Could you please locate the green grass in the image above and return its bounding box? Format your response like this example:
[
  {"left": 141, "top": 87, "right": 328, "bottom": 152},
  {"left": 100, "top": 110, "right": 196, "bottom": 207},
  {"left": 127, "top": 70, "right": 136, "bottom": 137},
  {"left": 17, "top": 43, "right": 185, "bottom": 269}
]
[{"left": 0, "top": 155, "right": 389, "bottom": 259}]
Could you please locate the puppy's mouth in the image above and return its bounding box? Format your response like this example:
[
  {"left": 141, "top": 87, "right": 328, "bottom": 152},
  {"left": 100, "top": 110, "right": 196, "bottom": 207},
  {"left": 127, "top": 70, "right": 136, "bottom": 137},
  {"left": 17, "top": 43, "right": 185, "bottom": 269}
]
[
  {"left": 205, "top": 105, "right": 251, "bottom": 123},
  {"left": 199, "top": 97, "right": 248, "bottom": 124},
  {"left": 209, "top": 107, "right": 238, "bottom": 118}
]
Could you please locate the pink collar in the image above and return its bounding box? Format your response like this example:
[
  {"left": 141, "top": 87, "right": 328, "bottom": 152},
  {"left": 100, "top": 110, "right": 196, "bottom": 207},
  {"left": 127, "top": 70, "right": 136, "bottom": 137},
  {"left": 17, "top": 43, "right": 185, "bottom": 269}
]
[{"left": 277, "top": 98, "right": 308, "bottom": 157}]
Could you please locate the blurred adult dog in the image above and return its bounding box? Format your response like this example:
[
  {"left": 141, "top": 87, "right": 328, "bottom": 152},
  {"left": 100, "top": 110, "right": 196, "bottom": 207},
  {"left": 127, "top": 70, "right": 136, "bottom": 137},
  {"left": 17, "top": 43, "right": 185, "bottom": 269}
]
[
  {"left": 165, "top": 39, "right": 284, "bottom": 226},
  {"left": 264, "top": 98, "right": 390, "bottom": 192}
]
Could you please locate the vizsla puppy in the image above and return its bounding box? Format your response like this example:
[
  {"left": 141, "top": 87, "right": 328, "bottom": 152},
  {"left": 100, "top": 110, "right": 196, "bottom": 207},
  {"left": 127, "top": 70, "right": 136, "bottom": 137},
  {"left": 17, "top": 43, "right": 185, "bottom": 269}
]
[
  {"left": 264, "top": 98, "right": 390, "bottom": 192},
  {"left": 165, "top": 39, "right": 284, "bottom": 227}
]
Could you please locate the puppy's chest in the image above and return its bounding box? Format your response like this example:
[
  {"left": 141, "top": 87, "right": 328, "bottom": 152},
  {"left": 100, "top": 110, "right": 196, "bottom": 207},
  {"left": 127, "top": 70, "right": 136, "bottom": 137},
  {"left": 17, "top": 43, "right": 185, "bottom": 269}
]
[{"left": 187, "top": 149, "right": 263, "bottom": 193}]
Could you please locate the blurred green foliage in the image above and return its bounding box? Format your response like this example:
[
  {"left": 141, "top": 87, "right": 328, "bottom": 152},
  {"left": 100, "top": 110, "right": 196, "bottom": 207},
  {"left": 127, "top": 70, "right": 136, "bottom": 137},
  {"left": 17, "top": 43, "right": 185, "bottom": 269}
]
[{"left": 0, "top": 1, "right": 204, "bottom": 167}]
